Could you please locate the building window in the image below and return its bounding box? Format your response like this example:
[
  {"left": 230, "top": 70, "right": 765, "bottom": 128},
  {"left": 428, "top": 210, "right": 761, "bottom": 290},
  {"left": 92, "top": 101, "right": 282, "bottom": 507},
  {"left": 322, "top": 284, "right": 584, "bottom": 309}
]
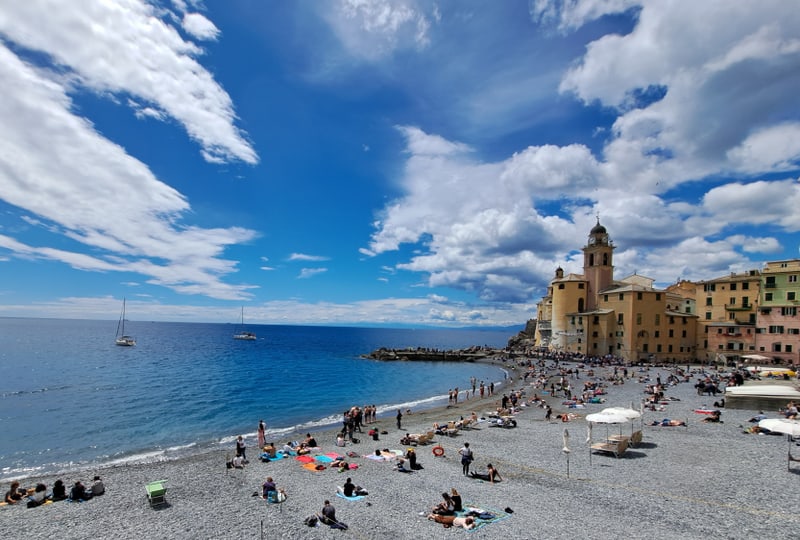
[
  {"left": 788, "top": 292, "right": 796, "bottom": 301},
  {"left": 729, "top": 297, "right": 736, "bottom": 306},
  {"left": 558, "top": 284, "right": 565, "bottom": 290},
  {"left": 682, "top": 330, "right": 687, "bottom": 338},
  {"left": 781, "top": 307, "right": 797, "bottom": 316},
  {"left": 772, "top": 343, "right": 782, "bottom": 352},
  {"left": 787, "top": 345, "right": 793, "bottom": 353},
  {"left": 604, "top": 295, "right": 609, "bottom": 302},
  {"left": 766, "top": 276, "right": 776, "bottom": 288},
  {"left": 637, "top": 292, "right": 643, "bottom": 300},
  {"left": 705, "top": 297, "right": 712, "bottom": 306},
  {"left": 765, "top": 293, "right": 773, "bottom": 301},
  {"left": 790, "top": 275, "right": 798, "bottom": 283},
  {"left": 617, "top": 314, "right": 624, "bottom": 325},
  {"left": 656, "top": 344, "right": 662, "bottom": 352},
  {"left": 655, "top": 314, "right": 660, "bottom": 325},
  {"left": 636, "top": 313, "right": 642, "bottom": 325},
  {"left": 742, "top": 296, "right": 749, "bottom": 307},
  {"left": 769, "top": 325, "right": 784, "bottom": 334},
  {"left": 669, "top": 329, "right": 674, "bottom": 338},
  {"left": 742, "top": 282, "right": 749, "bottom": 290},
  {"left": 655, "top": 293, "right": 661, "bottom": 301},
  {"left": 593, "top": 316, "right": 599, "bottom": 324},
  {"left": 705, "top": 312, "right": 711, "bottom": 320},
  {"left": 578, "top": 283, "right": 584, "bottom": 289},
  {"left": 619, "top": 293, "right": 624, "bottom": 300},
  {"left": 729, "top": 313, "right": 736, "bottom": 320},
  {"left": 669, "top": 316, "right": 675, "bottom": 324},
  {"left": 668, "top": 344, "right": 673, "bottom": 353},
  {"left": 730, "top": 283, "right": 737, "bottom": 291}
]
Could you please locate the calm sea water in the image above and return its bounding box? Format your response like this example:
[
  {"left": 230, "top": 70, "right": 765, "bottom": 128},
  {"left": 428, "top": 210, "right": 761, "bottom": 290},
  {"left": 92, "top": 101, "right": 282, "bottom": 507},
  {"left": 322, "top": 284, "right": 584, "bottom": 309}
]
[{"left": 0, "top": 318, "right": 513, "bottom": 481}]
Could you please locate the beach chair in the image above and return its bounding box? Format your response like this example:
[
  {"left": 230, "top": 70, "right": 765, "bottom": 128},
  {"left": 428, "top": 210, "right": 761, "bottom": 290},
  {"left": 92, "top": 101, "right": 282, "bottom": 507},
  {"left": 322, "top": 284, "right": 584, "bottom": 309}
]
[
  {"left": 145, "top": 480, "right": 167, "bottom": 508},
  {"left": 590, "top": 438, "right": 628, "bottom": 458}
]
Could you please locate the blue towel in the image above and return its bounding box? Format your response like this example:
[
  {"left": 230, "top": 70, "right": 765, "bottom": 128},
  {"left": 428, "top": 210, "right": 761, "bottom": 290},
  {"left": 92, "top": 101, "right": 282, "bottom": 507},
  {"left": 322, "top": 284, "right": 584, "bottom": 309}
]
[{"left": 336, "top": 492, "right": 365, "bottom": 501}]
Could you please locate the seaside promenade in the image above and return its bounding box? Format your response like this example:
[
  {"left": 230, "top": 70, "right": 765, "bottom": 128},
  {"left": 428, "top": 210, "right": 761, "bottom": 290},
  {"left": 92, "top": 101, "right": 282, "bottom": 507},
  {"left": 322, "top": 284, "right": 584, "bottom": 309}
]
[{"left": 2, "top": 359, "right": 799, "bottom": 539}]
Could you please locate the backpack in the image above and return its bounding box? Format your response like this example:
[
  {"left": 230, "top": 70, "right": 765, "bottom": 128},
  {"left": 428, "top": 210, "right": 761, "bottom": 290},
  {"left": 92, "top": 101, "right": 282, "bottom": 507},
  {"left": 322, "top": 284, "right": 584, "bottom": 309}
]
[{"left": 304, "top": 515, "right": 318, "bottom": 527}]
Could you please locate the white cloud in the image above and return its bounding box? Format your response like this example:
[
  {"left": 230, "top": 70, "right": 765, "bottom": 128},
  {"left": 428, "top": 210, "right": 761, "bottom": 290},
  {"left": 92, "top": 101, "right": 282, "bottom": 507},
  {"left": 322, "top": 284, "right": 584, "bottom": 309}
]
[
  {"left": 298, "top": 268, "right": 328, "bottom": 279},
  {"left": 0, "top": 42, "right": 258, "bottom": 300},
  {"left": 289, "top": 253, "right": 331, "bottom": 262},
  {"left": 321, "top": 0, "right": 433, "bottom": 61},
  {"left": 0, "top": 0, "right": 257, "bottom": 164},
  {"left": 182, "top": 12, "right": 220, "bottom": 41}
]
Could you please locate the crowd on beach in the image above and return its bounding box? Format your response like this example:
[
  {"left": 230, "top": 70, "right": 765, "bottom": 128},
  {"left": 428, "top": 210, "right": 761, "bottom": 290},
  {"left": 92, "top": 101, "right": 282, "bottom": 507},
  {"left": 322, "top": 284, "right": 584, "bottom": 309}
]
[
  {"left": 4, "top": 351, "right": 800, "bottom": 538},
  {"left": 3, "top": 476, "right": 104, "bottom": 508}
]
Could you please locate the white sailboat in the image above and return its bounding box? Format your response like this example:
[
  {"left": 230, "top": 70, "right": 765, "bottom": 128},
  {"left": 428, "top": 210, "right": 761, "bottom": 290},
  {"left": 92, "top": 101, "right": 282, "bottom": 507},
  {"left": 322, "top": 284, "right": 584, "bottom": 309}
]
[
  {"left": 115, "top": 298, "right": 136, "bottom": 346},
  {"left": 233, "top": 307, "right": 256, "bottom": 341}
]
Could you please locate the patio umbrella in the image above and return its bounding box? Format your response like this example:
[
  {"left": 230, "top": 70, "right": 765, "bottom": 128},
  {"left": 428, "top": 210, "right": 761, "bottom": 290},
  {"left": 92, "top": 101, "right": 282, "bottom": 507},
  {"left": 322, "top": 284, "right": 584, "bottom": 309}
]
[
  {"left": 587, "top": 412, "right": 630, "bottom": 439},
  {"left": 563, "top": 428, "right": 571, "bottom": 478},
  {"left": 602, "top": 407, "right": 642, "bottom": 434},
  {"left": 758, "top": 418, "right": 800, "bottom": 437}
]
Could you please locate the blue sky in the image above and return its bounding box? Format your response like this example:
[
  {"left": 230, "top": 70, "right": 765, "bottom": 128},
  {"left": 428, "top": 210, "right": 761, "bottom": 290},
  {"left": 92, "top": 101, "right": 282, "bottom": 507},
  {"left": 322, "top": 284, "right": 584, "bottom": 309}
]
[{"left": 1, "top": 0, "right": 799, "bottom": 327}]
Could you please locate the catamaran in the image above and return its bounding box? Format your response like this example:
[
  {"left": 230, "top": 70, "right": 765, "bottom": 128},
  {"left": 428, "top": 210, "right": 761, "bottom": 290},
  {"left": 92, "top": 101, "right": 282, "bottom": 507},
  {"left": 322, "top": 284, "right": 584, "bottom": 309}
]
[{"left": 115, "top": 298, "right": 136, "bottom": 346}]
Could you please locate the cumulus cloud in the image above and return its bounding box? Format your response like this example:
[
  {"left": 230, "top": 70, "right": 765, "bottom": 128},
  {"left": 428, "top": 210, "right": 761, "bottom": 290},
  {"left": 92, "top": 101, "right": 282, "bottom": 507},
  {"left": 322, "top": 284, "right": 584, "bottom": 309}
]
[
  {"left": 0, "top": 3, "right": 260, "bottom": 300},
  {"left": 0, "top": 0, "right": 256, "bottom": 164},
  {"left": 182, "top": 12, "right": 220, "bottom": 41}
]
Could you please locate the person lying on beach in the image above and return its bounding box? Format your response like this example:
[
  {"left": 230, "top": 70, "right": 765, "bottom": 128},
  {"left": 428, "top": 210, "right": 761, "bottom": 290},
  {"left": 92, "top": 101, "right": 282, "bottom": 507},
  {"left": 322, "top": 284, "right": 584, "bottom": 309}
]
[
  {"left": 470, "top": 463, "right": 502, "bottom": 483},
  {"left": 427, "top": 514, "right": 476, "bottom": 529},
  {"left": 650, "top": 419, "right": 686, "bottom": 427},
  {"left": 232, "top": 455, "right": 246, "bottom": 468},
  {"left": 702, "top": 410, "right": 723, "bottom": 423}
]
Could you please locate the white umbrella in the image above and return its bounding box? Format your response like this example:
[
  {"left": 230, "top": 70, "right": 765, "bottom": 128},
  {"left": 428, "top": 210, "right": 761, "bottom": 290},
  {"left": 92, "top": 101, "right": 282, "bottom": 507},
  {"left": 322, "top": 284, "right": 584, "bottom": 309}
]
[
  {"left": 587, "top": 412, "right": 630, "bottom": 441},
  {"left": 758, "top": 418, "right": 800, "bottom": 437},
  {"left": 601, "top": 407, "right": 642, "bottom": 420},
  {"left": 562, "top": 428, "right": 571, "bottom": 478}
]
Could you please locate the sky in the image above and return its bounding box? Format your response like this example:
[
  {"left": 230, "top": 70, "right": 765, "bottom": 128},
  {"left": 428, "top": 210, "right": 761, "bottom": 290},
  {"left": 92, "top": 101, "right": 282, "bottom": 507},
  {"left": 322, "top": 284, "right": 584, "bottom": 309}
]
[{"left": 0, "top": 0, "right": 799, "bottom": 328}]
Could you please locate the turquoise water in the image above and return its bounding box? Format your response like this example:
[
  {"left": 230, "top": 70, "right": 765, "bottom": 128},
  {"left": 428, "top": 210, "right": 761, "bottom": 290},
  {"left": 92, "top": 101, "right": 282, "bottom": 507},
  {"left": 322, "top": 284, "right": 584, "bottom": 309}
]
[{"left": 0, "top": 318, "right": 514, "bottom": 481}]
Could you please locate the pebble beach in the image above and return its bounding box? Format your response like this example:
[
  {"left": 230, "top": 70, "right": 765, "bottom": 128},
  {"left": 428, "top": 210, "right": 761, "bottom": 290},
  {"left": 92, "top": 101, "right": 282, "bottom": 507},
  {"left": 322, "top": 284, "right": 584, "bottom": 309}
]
[{"left": 2, "top": 360, "right": 799, "bottom": 540}]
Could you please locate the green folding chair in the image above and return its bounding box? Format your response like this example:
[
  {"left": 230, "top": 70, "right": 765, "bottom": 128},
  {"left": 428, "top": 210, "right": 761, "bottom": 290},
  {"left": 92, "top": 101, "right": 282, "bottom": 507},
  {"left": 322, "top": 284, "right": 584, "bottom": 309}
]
[{"left": 145, "top": 480, "right": 167, "bottom": 508}]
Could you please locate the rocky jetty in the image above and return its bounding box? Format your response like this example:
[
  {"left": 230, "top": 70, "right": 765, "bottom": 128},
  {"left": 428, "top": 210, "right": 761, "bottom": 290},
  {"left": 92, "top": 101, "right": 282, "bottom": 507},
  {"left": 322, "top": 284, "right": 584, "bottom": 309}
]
[{"left": 362, "top": 345, "right": 501, "bottom": 362}]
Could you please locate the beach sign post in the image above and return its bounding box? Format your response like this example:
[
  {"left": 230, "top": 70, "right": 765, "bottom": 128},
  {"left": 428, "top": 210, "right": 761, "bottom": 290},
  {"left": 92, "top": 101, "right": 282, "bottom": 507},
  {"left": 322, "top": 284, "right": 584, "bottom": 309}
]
[{"left": 562, "top": 428, "right": 571, "bottom": 478}]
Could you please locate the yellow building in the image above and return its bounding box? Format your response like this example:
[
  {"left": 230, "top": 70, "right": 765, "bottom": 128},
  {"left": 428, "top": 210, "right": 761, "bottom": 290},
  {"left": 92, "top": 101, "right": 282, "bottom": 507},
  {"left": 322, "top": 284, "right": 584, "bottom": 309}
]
[{"left": 535, "top": 221, "right": 697, "bottom": 363}]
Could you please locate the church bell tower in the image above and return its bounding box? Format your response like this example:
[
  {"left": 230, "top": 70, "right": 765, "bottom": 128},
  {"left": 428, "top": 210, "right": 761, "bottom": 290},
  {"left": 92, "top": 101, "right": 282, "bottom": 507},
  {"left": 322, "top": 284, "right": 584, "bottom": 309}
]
[{"left": 583, "top": 218, "right": 614, "bottom": 310}]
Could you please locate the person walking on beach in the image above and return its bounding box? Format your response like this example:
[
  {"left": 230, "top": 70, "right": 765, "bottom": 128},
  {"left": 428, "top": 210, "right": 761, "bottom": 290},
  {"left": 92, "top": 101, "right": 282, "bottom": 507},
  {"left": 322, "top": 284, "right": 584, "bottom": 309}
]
[
  {"left": 396, "top": 409, "right": 403, "bottom": 430},
  {"left": 459, "top": 442, "right": 474, "bottom": 476},
  {"left": 257, "top": 420, "right": 266, "bottom": 449}
]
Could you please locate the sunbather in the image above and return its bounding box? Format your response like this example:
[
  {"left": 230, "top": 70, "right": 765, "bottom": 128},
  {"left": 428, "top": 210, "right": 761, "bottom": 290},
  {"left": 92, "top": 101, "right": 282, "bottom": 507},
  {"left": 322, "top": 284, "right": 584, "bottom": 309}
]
[
  {"left": 427, "top": 514, "right": 476, "bottom": 529},
  {"left": 470, "top": 463, "right": 502, "bottom": 483}
]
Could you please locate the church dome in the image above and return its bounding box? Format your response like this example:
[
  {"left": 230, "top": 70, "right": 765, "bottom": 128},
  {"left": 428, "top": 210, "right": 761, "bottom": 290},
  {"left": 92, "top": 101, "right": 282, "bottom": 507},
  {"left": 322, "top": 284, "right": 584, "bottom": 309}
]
[{"left": 590, "top": 221, "right": 607, "bottom": 235}]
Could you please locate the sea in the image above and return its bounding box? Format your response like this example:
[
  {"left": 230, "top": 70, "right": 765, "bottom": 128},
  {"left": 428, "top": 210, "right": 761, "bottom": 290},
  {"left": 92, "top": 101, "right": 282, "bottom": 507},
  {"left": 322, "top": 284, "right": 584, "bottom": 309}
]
[{"left": 0, "top": 317, "right": 515, "bottom": 482}]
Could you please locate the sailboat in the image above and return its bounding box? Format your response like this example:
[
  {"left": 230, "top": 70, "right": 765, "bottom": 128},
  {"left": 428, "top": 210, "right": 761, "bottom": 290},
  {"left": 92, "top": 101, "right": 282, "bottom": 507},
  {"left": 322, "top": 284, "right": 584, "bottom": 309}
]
[
  {"left": 115, "top": 298, "right": 136, "bottom": 346},
  {"left": 233, "top": 307, "right": 256, "bottom": 341}
]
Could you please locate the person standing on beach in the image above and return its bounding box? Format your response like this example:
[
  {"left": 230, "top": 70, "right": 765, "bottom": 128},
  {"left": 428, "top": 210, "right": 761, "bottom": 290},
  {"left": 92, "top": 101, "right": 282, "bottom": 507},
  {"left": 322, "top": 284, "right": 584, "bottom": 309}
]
[
  {"left": 459, "top": 442, "right": 474, "bottom": 476},
  {"left": 396, "top": 409, "right": 403, "bottom": 430},
  {"left": 257, "top": 420, "right": 266, "bottom": 449},
  {"left": 236, "top": 435, "right": 246, "bottom": 461}
]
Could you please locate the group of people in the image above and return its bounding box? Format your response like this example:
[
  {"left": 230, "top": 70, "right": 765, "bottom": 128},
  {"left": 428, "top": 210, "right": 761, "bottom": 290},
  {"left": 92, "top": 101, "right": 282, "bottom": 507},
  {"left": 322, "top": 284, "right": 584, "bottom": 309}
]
[{"left": 4, "top": 476, "right": 104, "bottom": 508}]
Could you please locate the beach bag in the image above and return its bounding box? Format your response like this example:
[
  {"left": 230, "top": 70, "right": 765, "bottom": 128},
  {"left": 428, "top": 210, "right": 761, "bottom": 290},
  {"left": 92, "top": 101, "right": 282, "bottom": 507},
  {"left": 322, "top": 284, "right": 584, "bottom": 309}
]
[{"left": 304, "top": 515, "right": 318, "bottom": 527}]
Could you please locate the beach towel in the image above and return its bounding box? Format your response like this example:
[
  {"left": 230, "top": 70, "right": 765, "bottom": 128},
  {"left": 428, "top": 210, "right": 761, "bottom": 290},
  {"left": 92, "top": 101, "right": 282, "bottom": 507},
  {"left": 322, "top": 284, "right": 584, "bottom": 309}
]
[
  {"left": 303, "top": 462, "right": 326, "bottom": 472},
  {"left": 336, "top": 492, "right": 365, "bottom": 501},
  {"left": 296, "top": 455, "right": 315, "bottom": 463},
  {"left": 460, "top": 504, "right": 511, "bottom": 532},
  {"left": 315, "top": 455, "right": 334, "bottom": 463},
  {"left": 325, "top": 452, "right": 344, "bottom": 460}
]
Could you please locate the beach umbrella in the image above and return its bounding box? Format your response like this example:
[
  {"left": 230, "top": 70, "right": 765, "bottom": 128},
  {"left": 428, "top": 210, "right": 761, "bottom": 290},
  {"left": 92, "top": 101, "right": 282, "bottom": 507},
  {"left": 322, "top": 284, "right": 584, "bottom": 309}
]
[
  {"left": 758, "top": 418, "right": 800, "bottom": 437},
  {"left": 586, "top": 412, "right": 630, "bottom": 441},
  {"left": 602, "top": 407, "right": 642, "bottom": 435},
  {"left": 757, "top": 418, "right": 800, "bottom": 471}
]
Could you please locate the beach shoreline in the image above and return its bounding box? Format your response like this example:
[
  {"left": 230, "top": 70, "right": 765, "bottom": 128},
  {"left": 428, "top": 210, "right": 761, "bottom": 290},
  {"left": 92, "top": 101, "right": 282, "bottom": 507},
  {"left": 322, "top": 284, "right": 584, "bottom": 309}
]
[{"left": 3, "top": 359, "right": 799, "bottom": 539}]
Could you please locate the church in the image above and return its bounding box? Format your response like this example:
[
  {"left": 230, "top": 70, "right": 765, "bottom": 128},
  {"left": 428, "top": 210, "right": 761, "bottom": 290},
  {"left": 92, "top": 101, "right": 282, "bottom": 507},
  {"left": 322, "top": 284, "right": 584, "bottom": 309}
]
[{"left": 534, "top": 220, "right": 697, "bottom": 363}]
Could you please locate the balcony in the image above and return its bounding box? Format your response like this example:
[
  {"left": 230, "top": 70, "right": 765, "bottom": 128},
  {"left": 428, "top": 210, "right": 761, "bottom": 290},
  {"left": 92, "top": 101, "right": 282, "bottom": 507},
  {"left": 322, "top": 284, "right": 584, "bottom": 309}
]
[{"left": 725, "top": 304, "right": 752, "bottom": 311}]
